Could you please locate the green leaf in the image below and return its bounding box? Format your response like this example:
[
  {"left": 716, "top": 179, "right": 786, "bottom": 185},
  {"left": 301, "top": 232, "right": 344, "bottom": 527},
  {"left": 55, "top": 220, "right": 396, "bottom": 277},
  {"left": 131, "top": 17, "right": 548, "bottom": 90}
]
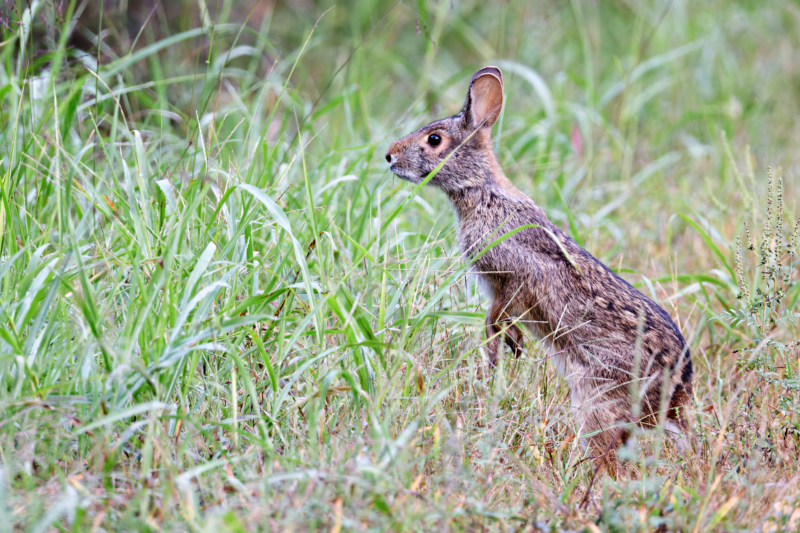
[{"left": 679, "top": 214, "right": 736, "bottom": 281}]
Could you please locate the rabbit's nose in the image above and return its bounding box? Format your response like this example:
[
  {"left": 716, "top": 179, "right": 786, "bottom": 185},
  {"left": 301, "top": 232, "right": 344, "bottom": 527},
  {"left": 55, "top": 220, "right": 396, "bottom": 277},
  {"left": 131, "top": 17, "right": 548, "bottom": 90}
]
[{"left": 385, "top": 153, "right": 393, "bottom": 163}]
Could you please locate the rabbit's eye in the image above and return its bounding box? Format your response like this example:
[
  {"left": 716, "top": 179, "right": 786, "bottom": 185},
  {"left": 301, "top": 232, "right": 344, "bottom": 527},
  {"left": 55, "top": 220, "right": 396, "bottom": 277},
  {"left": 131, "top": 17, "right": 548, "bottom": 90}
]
[{"left": 427, "top": 134, "right": 442, "bottom": 146}]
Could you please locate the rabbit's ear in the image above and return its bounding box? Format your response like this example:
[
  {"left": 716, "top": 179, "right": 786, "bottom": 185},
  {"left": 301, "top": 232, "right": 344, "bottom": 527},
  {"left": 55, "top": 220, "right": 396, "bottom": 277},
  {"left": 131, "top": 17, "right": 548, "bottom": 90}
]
[{"left": 461, "top": 66, "right": 504, "bottom": 130}]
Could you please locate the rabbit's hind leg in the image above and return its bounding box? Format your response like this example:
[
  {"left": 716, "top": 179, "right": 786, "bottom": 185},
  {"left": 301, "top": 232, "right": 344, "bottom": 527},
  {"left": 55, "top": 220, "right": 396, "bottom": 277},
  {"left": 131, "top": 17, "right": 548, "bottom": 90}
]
[
  {"left": 573, "top": 402, "right": 631, "bottom": 479},
  {"left": 665, "top": 384, "right": 694, "bottom": 453},
  {"left": 577, "top": 411, "right": 630, "bottom": 508}
]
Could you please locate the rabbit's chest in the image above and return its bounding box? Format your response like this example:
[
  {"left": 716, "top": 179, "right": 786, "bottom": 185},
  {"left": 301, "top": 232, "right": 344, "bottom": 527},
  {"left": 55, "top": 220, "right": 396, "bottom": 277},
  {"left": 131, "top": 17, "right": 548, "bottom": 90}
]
[
  {"left": 456, "top": 218, "right": 523, "bottom": 295},
  {"left": 456, "top": 214, "right": 520, "bottom": 272},
  {"left": 465, "top": 265, "right": 494, "bottom": 300}
]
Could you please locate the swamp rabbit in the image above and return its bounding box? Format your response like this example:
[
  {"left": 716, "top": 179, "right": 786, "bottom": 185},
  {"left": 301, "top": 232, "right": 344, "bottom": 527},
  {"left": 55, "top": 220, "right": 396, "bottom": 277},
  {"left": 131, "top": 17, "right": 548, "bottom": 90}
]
[{"left": 385, "top": 66, "right": 693, "bottom": 473}]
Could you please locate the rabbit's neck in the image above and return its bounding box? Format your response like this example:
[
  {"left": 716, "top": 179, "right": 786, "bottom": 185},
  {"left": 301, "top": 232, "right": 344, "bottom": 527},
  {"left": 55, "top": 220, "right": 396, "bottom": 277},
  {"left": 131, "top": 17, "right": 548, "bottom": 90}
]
[{"left": 445, "top": 160, "right": 530, "bottom": 220}]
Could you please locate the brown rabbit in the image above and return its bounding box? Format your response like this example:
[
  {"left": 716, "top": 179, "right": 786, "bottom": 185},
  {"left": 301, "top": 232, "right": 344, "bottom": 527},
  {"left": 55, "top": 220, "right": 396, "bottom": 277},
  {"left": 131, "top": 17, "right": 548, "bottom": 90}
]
[{"left": 385, "top": 66, "right": 693, "bottom": 473}]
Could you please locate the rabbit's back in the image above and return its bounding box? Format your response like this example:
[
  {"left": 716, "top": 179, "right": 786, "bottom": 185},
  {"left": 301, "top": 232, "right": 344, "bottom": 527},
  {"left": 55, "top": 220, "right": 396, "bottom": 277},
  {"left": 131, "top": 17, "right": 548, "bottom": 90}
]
[{"left": 454, "top": 183, "right": 692, "bottom": 422}]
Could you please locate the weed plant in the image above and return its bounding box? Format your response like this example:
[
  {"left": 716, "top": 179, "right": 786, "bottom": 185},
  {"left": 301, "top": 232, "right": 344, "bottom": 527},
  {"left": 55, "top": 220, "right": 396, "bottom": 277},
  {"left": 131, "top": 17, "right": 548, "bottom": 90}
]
[{"left": 725, "top": 162, "right": 800, "bottom": 458}]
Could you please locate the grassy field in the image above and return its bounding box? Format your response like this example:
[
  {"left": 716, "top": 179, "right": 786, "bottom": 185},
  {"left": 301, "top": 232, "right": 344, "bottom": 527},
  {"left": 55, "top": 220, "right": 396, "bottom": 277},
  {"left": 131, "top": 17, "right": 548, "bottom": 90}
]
[{"left": 1, "top": 0, "right": 799, "bottom": 531}]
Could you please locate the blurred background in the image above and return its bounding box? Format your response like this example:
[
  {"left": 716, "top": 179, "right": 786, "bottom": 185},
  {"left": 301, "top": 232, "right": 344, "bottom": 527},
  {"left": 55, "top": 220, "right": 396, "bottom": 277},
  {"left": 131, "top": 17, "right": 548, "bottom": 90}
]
[{"left": 19, "top": 0, "right": 797, "bottom": 259}]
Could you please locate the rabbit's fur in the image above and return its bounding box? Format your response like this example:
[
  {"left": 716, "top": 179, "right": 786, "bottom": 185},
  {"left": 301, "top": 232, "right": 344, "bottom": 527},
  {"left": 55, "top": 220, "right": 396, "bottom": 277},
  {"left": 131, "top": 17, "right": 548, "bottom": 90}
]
[{"left": 386, "top": 66, "right": 693, "bottom": 473}]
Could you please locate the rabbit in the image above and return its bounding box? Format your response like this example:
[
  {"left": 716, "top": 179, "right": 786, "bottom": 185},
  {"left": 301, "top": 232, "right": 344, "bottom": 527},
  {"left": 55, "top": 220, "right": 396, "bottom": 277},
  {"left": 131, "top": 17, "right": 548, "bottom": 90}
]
[{"left": 385, "top": 66, "right": 694, "bottom": 474}]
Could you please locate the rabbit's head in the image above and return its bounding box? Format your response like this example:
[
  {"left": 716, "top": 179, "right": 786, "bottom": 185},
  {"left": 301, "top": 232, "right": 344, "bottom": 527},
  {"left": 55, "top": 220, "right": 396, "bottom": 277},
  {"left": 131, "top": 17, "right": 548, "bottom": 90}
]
[{"left": 385, "top": 66, "right": 504, "bottom": 192}]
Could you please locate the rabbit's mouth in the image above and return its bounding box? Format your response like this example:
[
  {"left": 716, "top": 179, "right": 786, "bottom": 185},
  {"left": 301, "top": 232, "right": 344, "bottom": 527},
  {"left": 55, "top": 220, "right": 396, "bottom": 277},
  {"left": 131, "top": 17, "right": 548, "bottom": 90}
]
[{"left": 389, "top": 164, "right": 422, "bottom": 183}]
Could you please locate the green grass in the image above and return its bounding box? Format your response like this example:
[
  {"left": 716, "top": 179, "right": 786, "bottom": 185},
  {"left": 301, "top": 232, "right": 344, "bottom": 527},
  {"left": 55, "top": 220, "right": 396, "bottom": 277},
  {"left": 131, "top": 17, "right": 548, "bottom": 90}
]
[{"left": 1, "top": 0, "right": 799, "bottom": 531}]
